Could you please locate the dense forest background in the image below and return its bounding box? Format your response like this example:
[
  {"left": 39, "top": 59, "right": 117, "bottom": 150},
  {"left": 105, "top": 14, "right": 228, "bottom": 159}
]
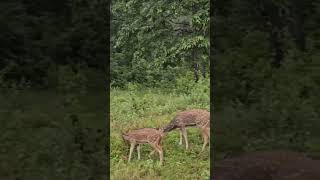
[
  {"left": 0, "top": 0, "right": 108, "bottom": 88},
  {"left": 1, "top": 0, "right": 108, "bottom": 179},
  {"left": 110, "top": 0, "right": 210, "bottom": 179},
  {"left": 212, "top": 0, "right": 320, "bottom": 159},
  {"left": 1, "top": 0, "right": 320, "bottom": 179},
  {"left": 111, "top": 0, "right": 209, "bottom": 87}
]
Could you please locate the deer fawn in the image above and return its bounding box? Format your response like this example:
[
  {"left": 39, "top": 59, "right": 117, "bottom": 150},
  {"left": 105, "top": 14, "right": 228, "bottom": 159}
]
[
  {"left": 122, "top": 128, "right": 165, "bottom": 165},
  {"left": 164, "top": 109, "right": 210, "bottom": 152}
]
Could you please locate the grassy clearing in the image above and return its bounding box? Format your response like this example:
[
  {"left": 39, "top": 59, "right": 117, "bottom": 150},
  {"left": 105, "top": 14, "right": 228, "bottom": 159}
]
[{"left": 110, "top": 81, "right": 210, "bottom": 180}]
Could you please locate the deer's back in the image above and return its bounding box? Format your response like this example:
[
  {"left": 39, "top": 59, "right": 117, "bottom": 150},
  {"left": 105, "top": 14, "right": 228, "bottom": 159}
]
[
  {"left": 122, "top": 128, "right": 163, "bottom": 144},
  {"left": 174, "top": 109, "right": 210, "bottom": 127}
]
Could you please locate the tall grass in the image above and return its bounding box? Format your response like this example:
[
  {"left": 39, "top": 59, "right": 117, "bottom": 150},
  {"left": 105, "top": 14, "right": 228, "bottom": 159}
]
[{"left": 110, "top": 75, "right": 210, "bottom": 180}]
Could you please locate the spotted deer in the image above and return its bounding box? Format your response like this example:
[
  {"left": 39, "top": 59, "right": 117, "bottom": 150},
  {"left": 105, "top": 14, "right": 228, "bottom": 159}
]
[
  {"left": 164, "top": 109, "right": 210, "bottom": 151},
  {"left": 122, "top": 128, "right": 165, "bottom": 165}
]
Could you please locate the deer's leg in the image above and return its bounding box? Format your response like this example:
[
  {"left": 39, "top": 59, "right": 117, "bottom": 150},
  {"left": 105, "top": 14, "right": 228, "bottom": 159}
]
[
  {"left": 149, "top": 150, "right": 155, "bottom": 156},
  {"left": 137, "top": 144, "right": 141, "bottom": 160},
  {"left": 155, "top": 144, "right": 163, "bottom": 166},
  {"left": 179, "top": 129, "right": 183, "bottom": 145},
  {"left": 128, "top": 142, "right": 135, "bottom": 162},
  {"left": 201, "top": 130, "right": 208, "bottom": 152},
  {"left": 158, "top": 145, "right": 163, "bottom": 166},
  {"left": 150, "top": 143, "right": 163, "bottom": 165},
  {"left": 149, "top": 139, "right": 161, "bottom": 156},
  {"left": 201, "top": 128, "right": 210, "bottom": 152},
  {"left": 181, "top": 127, "right": 189, "bottom": 150},
  {"left": 205, "top": 127, "right": 210, "bottom": 139}
]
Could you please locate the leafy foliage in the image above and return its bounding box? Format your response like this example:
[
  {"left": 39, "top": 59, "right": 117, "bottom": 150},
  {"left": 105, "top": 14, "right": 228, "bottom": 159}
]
[
  {"left": 111, "top": 0, "right": 209, "bottom": 87},
  {"left": 0, "top": 0, "right": 108, "bottom": 179},
  {"left": 212, "top": 0, "right": 320, "bottom": 157},
  {"left": 0, "top": 0, "right": 107, "bottom": 87}
]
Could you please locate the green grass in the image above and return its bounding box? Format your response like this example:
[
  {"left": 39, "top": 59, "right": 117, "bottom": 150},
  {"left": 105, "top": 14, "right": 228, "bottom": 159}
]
[
  {"left": 0, "top": 75, "right": 210, "bottom": 179},
  {"left": 110, "top": 87, "right": 210, "bottom": 180}
]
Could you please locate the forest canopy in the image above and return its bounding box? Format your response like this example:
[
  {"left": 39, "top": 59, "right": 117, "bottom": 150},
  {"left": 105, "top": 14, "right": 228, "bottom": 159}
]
[
  {"left": 212, "top": 0, "right": 320, "bottom": 153},
  {"left": 111, "top": 0, "right": 210, "bottom": 87},
  {"left": 0, "top": 0, "right": 107, "bottom": 89}
]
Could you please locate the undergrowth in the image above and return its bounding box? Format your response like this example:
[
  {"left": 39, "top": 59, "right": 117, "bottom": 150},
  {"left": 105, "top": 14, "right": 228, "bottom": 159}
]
[{"left": 110, "top": 76, "right": 210, "bottom": 180}]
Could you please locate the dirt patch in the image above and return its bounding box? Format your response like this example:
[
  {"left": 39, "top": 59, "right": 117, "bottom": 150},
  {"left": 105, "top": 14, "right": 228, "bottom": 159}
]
[{"left": 213, "top": 150, "right": 320, "bottom": 180}]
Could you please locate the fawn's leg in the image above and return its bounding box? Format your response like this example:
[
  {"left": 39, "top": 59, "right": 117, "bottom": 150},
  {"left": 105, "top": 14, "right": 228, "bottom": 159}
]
[
  {"left": 128, "top": 142, "right": 135, "bottom": 162},
  {"left": 155, "top": 144, "right": 163, "bottom": 166},
  {"left": 150, "top": 139, "right": 162, "bottom": 156},
  {"left": 179, "top": 129, "right": 183, "bottom": 145},
  {"left": 181, "top": 127, "right": 189, "bottom": 150},
  {"left": 150, "top": 143, "right": 163, "bottom": 165},
  {"left": 137, "top": 144, "right": 141, "bottom": 160}
]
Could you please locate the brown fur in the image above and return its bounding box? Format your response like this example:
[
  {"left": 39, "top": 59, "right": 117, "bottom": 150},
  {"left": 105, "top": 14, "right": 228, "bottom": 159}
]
[
  {"left": 122, "top": 128, "right": 165, "bottom": 165},
  {"left": 164, "top": 109, "right": 210, "bottom": 151}
]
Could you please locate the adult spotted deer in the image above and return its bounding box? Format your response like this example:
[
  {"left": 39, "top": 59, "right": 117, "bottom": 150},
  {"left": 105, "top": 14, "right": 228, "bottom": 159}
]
[
  {"left": 164, "top": 109, "right": 210, "bottom": 151},
  {"left": 122, "top": 128, "right": 165, "bottom": 165}
]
